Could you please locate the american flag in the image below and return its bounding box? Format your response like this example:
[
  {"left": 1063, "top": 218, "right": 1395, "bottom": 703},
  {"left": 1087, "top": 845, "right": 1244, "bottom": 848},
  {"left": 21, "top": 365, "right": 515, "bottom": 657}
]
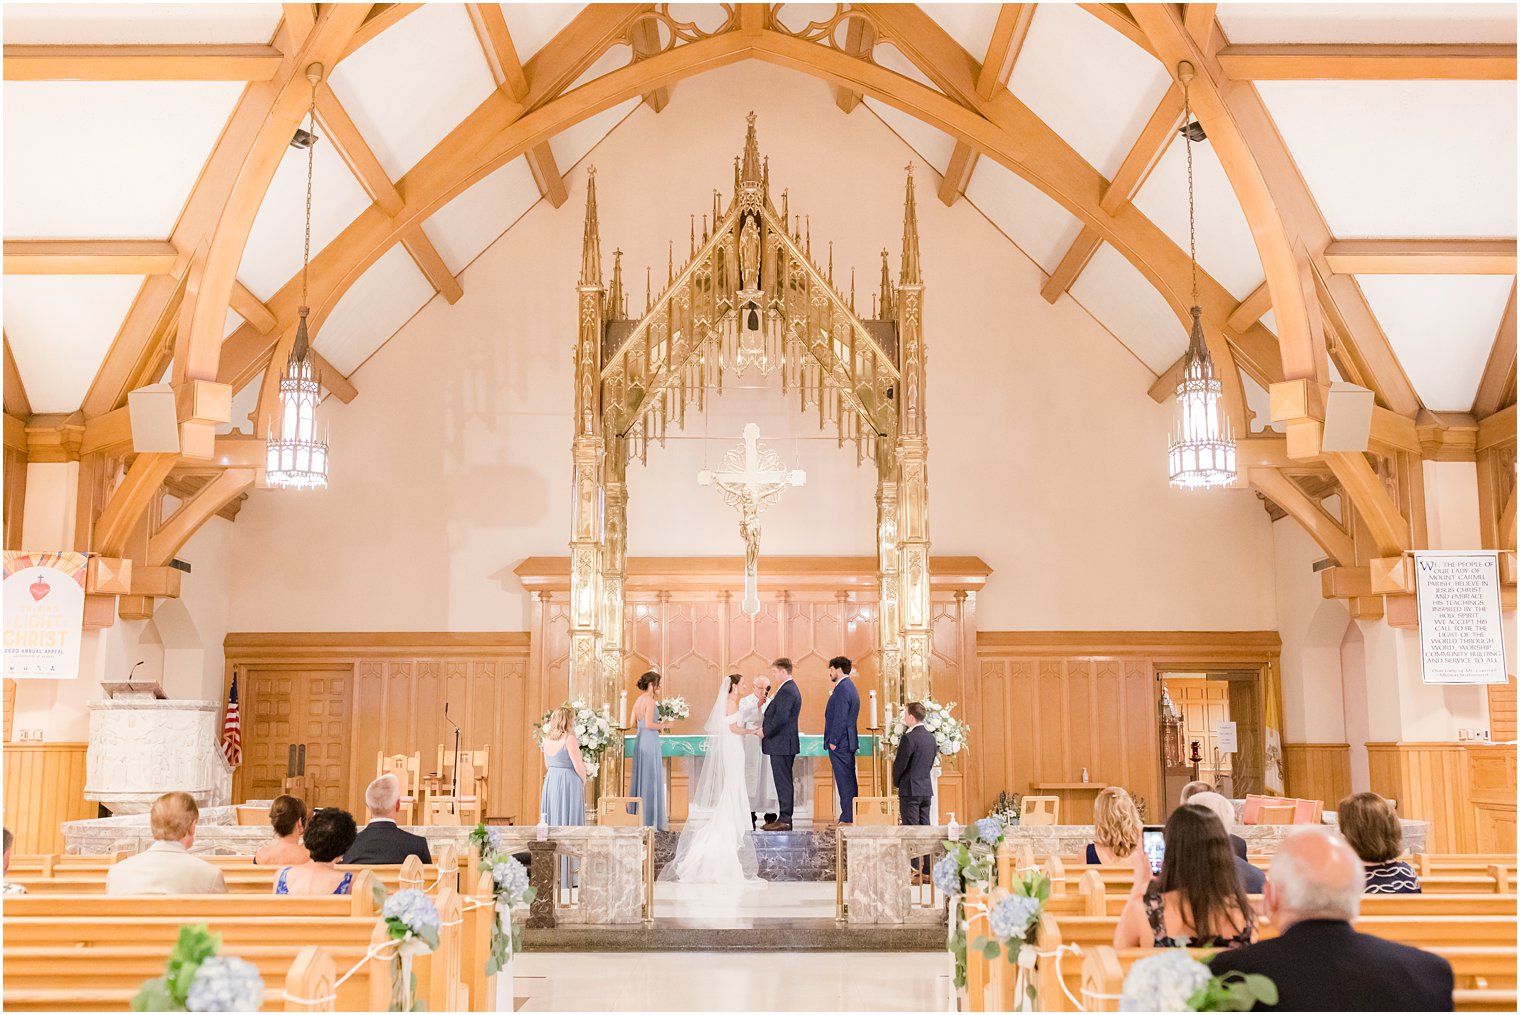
[{"left": 221, "top": 673, "right": 242, "bottom": 767}]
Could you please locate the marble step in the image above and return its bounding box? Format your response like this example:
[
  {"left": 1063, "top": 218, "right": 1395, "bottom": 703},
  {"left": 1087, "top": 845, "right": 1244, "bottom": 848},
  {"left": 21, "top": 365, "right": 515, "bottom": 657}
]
[
  {"left": 651, "top": 829, "right": 841, "bottom": 881},
  {"left": 524, "top": 922, "right": 942, "bottom": 952}
]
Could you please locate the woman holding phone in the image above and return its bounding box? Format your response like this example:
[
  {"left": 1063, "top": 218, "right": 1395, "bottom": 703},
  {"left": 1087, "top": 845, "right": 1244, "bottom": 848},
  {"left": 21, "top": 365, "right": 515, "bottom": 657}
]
[{"left": 1113, "top": 805, "right": 1256, "bottom": 950}]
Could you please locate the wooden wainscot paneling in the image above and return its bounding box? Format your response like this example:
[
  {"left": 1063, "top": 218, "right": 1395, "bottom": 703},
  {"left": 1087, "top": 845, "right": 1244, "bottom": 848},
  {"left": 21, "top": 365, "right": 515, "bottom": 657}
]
[
  {"left": 1365, "top": 742, "right": 1475, "bottom": 853},
  {"left": 224, "top": 633, "right": 533, "bottom": 825},
  {"left": 975, "top": 631, "right": 1281, "bottom": 822},
  {"left": 1489, "top": 673, "right": 1516, "bottom": 743},
  {"left": 1283, "top": 743, "right": 1352, "bottom": 811},
  {"left": 3, "top": 742, "right": 93, "bottom": 853},
  {"left": 1467, "top": 742, "right": 1517, "bottom": 854}
]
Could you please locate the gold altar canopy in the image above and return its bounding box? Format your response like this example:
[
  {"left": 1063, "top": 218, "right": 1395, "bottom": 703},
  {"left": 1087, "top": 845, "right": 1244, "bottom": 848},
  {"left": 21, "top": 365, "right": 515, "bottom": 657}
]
[{"left": 568, "top": 114, "right": 933, "bottom": 721}]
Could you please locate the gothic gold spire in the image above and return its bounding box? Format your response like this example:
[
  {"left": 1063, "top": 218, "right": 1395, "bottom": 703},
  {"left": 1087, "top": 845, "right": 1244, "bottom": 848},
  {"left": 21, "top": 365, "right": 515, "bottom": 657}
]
[
  {"left": 580, "top": 167, "right": 602, "bottom": 287},
  {"left": 739, "top": 111, "right": 762, "bottom": 190},
  {"left": 610, "top": 248, "right": 625, "bottom": 318},
  {"left": 879, "top": 248, "right": 894, "bottom": 318},
  {"left": 900, "top": 164, "right": 921, "bottom": 286}
]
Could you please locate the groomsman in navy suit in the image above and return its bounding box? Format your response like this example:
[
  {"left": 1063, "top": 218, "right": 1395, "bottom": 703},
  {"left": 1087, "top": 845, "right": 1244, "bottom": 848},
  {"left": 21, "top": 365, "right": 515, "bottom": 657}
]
[{"left": 824, "top": 656, "right": 861, "bottom": 824}]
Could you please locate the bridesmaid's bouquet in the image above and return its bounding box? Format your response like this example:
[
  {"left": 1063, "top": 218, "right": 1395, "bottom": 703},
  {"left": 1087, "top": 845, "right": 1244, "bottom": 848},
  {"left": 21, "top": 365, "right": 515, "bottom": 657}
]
[{"left": 655, "top": 696, "right": 690, "bottom": 723}]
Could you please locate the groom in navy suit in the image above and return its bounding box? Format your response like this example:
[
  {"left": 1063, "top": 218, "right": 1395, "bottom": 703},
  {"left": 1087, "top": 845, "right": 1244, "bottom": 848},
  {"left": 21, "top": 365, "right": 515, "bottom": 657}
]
[
  {"left": 824, "top": 656, "right": 860, "bottom": 824},
  {"left": 761, "top": 657, "right": 801, "bottom": 831}
]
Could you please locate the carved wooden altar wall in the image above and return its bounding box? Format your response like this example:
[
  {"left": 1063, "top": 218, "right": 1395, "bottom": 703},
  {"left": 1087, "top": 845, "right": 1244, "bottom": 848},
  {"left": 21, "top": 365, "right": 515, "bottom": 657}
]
[{"left": 518, "top": 555, "right": 989, "bottom": 819}]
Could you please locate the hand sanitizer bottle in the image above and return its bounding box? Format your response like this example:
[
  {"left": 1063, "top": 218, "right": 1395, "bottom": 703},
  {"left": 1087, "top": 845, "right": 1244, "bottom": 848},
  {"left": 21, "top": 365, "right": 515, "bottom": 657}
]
[
  {"left": 536, "top": 817, "right": 549, "bottom": 842},
  {"left": 946, "top": 812, "right": 960, "bottom": 841},
  {"left": 1081, "top": 767, "right": 1089, "bottom": 783}
]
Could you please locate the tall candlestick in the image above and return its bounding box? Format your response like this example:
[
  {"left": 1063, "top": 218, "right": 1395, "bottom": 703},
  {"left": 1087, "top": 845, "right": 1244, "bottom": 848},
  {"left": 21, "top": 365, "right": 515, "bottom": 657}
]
[
  {"left": 618, "top": 690, "right": 628, "bottom": 729},
  {"left": 868, "top": 690, "right": 879, "bottom": 729}
]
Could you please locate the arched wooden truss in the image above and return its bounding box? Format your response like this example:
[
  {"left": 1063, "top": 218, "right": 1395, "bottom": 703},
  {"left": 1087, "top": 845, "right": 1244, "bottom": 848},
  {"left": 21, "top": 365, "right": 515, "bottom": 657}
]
[{"left": 10, "top": 3, "right": 1517, "bottom": 619}]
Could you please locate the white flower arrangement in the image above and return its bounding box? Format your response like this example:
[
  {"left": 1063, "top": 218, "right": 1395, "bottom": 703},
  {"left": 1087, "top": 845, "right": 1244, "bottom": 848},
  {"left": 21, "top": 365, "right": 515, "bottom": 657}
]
[
  {"left": 883, "top": 698, "right": 969, "bottom": 757},
  {"left": 484, "top": 854, "right": 535, "bottom": 976},
  {"left": 184, "top": 956, "right": 265, "bottom": 1013},
  {"left": 655, "top": 696, "right": 690, "bottom": 723},
  {"left": 1120, "top": 951, "right": 1279, "bottom": 1012},
  {"left": 131, "top": 925, "right": 265, "bottom": 1012},
  {"left": 382, "top": 889, "right": 441, "bottom": 1012}
]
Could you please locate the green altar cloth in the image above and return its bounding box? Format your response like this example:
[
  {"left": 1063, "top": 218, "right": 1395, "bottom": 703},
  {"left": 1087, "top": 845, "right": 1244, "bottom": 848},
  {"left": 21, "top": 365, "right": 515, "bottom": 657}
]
[{"left": 622, "top": 733, "right": 877, "bottom": 757}]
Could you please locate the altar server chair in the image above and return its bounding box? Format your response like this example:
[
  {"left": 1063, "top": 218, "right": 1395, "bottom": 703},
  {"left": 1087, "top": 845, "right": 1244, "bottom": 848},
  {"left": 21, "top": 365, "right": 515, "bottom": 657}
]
[
  {"left": 1291, "top": 797, "right": 1323, "bottom": 824},
  {"left": 426, "top": 758, "right": 484, "bottom": 826},
  {"left": 376, "top": 751, "right": 422, "bottom": 823},
  {"left": 596, "top": 796, "right": 643, "bottom": 827},
  {"left": 1019, "top": 795, "right": 1060, "bottom": 827},
  {"left": 853, "top": 797, "right": 899, "bottom": 825},
  {"left": 435, "top": 746, "right": 490, "bottom": 815}
]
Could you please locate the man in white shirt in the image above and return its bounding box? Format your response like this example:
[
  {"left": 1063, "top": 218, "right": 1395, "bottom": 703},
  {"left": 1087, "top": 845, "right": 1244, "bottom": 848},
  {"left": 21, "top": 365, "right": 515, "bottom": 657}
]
[
  {"left": 105, "top": 792, "right": 227, "bottom": 895},
  {"left": 739, "top": 674, "right": 777, "bottom": 827}
]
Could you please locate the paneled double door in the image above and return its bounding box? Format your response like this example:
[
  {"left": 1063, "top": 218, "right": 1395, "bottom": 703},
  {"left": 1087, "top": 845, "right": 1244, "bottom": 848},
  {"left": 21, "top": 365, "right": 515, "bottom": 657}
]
[{"left": 238, "top": 666, "right": 353, "bottom": 809}]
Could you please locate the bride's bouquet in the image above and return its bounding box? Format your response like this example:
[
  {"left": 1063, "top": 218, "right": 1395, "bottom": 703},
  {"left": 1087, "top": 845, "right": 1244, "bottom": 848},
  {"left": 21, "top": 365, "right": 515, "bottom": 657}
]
[
  {"left": 534, "top": 700, "right": 615, "bottom": 779},
  {"left": 655, "top": 696, "right": 690, "bottom": 723}
]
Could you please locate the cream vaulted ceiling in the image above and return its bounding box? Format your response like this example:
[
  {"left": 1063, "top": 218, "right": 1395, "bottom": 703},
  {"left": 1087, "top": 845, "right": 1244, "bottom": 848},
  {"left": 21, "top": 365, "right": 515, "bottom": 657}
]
[{"left": 2, "top": 4, "right": 1516, "bottom": 566}]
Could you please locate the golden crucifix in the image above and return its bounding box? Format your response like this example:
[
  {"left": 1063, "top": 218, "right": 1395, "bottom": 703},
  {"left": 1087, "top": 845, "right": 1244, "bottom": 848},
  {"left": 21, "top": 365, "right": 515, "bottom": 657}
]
[{"left": 698, "top": 423, "right": 806, "bottom": 616}]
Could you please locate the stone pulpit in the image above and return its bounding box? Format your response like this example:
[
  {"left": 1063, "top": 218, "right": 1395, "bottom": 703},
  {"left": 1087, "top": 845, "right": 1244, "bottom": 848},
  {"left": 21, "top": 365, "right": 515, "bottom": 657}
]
[{"left": 85, "top": 695, "right": 230, "bottom": 814}]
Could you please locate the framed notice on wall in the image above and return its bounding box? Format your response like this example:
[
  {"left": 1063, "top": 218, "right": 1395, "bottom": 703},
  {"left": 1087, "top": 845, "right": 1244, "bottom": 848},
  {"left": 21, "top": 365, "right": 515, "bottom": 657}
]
[
  {"left": 1414, "top": 550, "right": 1508, "bottom": 685},
  {"left": 3, "top": 551, "right": 88, "bottom": 679}
]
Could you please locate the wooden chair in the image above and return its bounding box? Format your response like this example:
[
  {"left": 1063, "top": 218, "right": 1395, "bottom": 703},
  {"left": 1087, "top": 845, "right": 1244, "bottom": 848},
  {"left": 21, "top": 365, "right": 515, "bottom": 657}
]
[
  {"left": 1257, "top": 802, "right": 1296, "bottom": 824},
  {"left": 1291, "top": 797, "right": 1323, "bottom": 824},
  {"left": 233, "top": 805, "right": 267, "bottom": 827},
  {"left": 596, "top": 796, "right": 643, "bottom": 827},
  {"left": 375, "top": 751, "right": 421, "bottom": 823},
  {"left": 853, "top": 797, "right": 899, "bottom": 825},
  {"left": 281, "top": 774, "right": 308, "bottom": 801},
  {"left": 1020, "top": 795, "right": 1060, "bottom": 826},
  {"left": 425, "top": 758, "right": 484, "bottom": 826}
]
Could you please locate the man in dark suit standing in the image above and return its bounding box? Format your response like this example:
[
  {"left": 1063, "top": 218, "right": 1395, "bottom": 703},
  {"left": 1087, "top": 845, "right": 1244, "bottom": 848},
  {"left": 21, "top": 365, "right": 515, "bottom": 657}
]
[
  {"left": 892, "top": 701, "right": 936, "bottom": 881},
  {"left": 343, "top": 774, "right": 433, "bottom": 865},
  {"left": 824, "top": 656, "right": 861, "bottom": 825},
  {"left": 1210, "top": 826, "right": 1453, "bottom": 1011},
  {"left": 760, "top": 657, "right": 801, "bottom": 831}
]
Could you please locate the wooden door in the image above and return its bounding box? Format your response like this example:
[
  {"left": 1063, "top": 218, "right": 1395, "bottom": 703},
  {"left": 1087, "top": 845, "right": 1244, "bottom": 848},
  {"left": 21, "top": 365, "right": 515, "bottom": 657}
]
[
  {"left": 1171, "top": 677, "right": 1232, "bottom": 784},
  {"left": 242, "top": 666, "right": 353, "bottom": 809}
]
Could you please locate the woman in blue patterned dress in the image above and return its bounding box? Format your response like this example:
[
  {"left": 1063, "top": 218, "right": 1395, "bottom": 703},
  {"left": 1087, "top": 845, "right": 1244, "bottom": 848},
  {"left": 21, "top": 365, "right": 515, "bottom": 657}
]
[{"left": 1338, "top": 792, "right": 1420, "bottom": 894}]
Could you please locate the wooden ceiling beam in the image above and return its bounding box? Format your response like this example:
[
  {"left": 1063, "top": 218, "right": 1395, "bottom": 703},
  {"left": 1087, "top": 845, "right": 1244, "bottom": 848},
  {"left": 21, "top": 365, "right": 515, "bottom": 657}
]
[
  {"left": 628, "top": 15, "right": 671, "bottom": 112},
  {"left": 1250, "top": 466, "right": 1355, "bottom": 565},
  {"left": 1218, "top": 43, "right": 1517, "bottom": 81},
  {"left": 833, "top": 14, "right": 876, "bottom": 113},
  {"left": 523, "top": 143, "right": 569, "bottom": 208},
  {"left": 465, "top": 2, "right": 530, "bottom": 101},
  {"left": 1077, "top": 4, "right": 1156, "bottom": 58},
  {"left": 315, "top": 83, "right": 404, "bottom": 216},
  {"left": 282, "top": 5, "right": 317, "bottom": 48},
  {"left": 940, "top": 3, "right": 1035, "bottom": 206},
  {"left": 1474, "top": 283, "right": 1517, "bottom": 417},
  {"left": 1323, "top": 239, "right": 1517, "bottom": 275},
  {"left": 1040, "top": 227, "right": 1102, "bottom": 303},
  {"left": 1226, "top": 280, "right": 1272, "bottom": 334},
  {"left": 3, "top": 44, "right": 284, "bottom": 82},
  {"left": 311, "top": 351, "right": 357, "bottom": 404},
  {"left": 147, "top": 468, "right": 257, "bottom": 566},
  {"left": 400, "top": 226, "right": 463, "bottom": 305},
  {"left": 1184, "top": 5, "right": 1217, "bottom": 47},
  {"left": 340, "top": 4, "right": 423, "bottom": 61},
  {"left": 4, "top": 240, "right": 178, "bottom": 275},
  {"left": 229, "top": 281, "right": 279, "bottom": 335},
  {"left": 1100, "top": 84, "right": 1184, "bottom": 215},
  {"left": 1130, "top": 4, "right": 1421, "bottom": 420},
  {"left": 3, "top": 333, "right": 31, "bottom": 419}
]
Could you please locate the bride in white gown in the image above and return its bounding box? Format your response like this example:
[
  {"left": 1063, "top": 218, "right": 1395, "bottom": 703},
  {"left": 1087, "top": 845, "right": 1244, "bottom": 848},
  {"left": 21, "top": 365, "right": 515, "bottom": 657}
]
[{"left": 661, "top": 673, "right": 762, "bottom": 884}]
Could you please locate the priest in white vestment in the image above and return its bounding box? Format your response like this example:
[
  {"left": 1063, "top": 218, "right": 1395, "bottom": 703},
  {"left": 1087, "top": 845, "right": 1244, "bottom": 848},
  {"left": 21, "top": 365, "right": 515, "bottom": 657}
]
[{"left": 738, "top": 675, "right": 778, "bottom": 824}]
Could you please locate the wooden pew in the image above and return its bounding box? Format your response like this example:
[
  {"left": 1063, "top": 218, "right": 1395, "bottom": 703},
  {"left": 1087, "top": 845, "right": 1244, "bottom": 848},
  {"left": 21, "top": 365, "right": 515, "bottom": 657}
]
[
  {"left": 1415, "top": 853, "right": 1519, "bottom": 878},
  {"left": 3, "top": 943, "right": 379, "bottom": 1012},
  {"left": 2, "top": 871, "right": 379, "bottom": 917},
  {"left": 460, "top": 870, "right": 500, "bottom": 1013},
  {"left": 1080, "top": 944, "right": 1517, "bottom": 1013}
]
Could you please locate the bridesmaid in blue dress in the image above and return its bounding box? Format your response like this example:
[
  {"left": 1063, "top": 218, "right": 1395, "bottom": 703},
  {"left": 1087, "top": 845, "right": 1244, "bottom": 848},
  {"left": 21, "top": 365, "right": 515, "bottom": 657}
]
[
  {"left": 540, "top": 706, "right": 587, "bottom": 887},
  {"left": 628, "top": 671, "right": 673, "bottom": 830}
]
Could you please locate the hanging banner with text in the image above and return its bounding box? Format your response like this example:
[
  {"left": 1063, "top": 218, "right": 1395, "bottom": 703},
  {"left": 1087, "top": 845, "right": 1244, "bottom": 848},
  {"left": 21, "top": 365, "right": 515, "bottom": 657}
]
[
  {"left": 1414, "top": 550, "right": 1508, "bottom": 685},
  {"left": 3, "top": 551, "right": 88, "bottom": 679}
]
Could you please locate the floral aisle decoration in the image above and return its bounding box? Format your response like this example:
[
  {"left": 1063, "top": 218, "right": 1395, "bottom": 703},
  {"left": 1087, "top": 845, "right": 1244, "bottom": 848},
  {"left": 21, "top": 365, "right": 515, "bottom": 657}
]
[
  {"left": 533, "top": 700, "right": 615, "bottom": 779},
  {"left": 967, "top": 868, "right": 1050, "bottom": 1010},
  {"left": 935, "top": 814, "right": 1027, "bottom": 993},
  {"left": 467, "top": 823, "right": 538, "bottom": 977},
  {"left": 882, "top": 697, "right": 968, "bottom": 756},
  {"left": 1120, "top": 951, "right": 1277, "bottom": 1012},
  {"left": 131, "top": 924, "right": 264, "bottom": 1012},
  {"left": 383, "top": 888, "right": 441, "bottom": 1012},
  {"left": 655, "top": 695, "right": 690, "bottom": 724}
]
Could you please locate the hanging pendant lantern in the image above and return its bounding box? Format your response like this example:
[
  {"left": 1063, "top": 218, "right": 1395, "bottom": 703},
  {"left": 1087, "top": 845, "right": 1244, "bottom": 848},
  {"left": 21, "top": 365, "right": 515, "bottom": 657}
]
[
  {"left": 267, "top": 64, "right": 329, "bottom": 491},
  {"left": 1167, "top": 62, "right": 1236, "bottom": 490}
]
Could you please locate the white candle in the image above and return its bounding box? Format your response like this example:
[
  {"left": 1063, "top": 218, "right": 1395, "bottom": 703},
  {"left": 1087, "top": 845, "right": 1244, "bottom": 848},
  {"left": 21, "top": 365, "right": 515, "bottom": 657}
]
[
  {"left": 618, "top": 690, "right": 628, "bottom": 729},
  {"left": 885, "top": 702, "right": 895, "bottom": 731},
  {"left": 869, "top": 690, "right": 879, "bottom": 729}
]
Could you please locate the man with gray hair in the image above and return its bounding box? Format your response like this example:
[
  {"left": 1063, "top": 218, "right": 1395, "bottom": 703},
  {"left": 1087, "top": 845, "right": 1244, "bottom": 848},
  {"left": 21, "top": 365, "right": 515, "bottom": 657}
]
[
  {"left": 1187, "top": 791, "right": 1263, "bottom": 891},
  {"left": 342, "top": 773, "right": 433, "bottom": 865},
  {"left": 1210, "top": 826, "right": 1453, "bottom": 1011}
]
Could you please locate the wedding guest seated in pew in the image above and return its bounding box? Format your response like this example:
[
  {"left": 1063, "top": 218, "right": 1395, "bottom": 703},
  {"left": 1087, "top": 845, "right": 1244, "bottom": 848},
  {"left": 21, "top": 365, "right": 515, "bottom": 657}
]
[
  {"left": 105, "top": 792, "right": 227, "bottom": 895},
  {"left": 254, "top": 795, "right": 310, "bottom": 867},
  {"left": 345, "top": 773, "right": 432, "bottom": 865},
  {"left": 3, "top": 827, "right": 23, "bottom": 895},
  {"left": 275, "top": 808, "right": 358, "bottom": 896},
  {"left": 1084, "top": 787, "right": 1150, "bottom": 880},
  {"left": 1337, "top": 792, "right": 1420, "bottom": 895},
  {"left": 1181, "top": 780, "right": 1247, "bottom": 859},
  {"left": 1189, "top": 791, "right": 1265, "bottom": 892},
  {"left": 1115, "top": 804, "right": 1255, "bottom": 951},
  {"left": 1209, "top": 827, "right": 1453, "bottom": 1011}
]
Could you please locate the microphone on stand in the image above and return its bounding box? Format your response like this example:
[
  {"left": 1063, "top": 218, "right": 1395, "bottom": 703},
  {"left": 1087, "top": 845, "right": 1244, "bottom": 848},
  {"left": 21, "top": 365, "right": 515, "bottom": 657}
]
[
  {"left": 444, "top": 702, "right": 463, "bottom": 809},
  {"left": 125, "top": 660, "right": 145, "bottom": 689}
]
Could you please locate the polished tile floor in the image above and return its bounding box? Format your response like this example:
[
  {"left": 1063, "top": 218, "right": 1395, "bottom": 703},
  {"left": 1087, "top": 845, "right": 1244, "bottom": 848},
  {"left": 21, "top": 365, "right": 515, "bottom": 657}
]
[
  {"left": 514, "top": 951, "right": 951, "bottom": 1011},
  {"left": 653, "top": 880, "right": 839, "bottom": 926}
]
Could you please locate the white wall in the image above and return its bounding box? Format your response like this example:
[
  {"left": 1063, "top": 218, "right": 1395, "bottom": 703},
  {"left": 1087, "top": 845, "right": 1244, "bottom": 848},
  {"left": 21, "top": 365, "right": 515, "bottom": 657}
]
[
  {"left": 225, "top": 63, "right": 1277, "bottom": 635},
  {"left": 1272, "top": 518, "right": 1349, "bottom": 744}
]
